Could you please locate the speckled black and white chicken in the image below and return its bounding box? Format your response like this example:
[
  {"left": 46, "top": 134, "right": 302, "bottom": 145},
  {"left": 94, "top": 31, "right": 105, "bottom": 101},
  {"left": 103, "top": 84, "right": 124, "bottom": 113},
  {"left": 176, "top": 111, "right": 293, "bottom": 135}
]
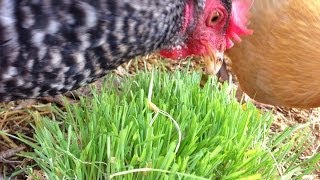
[{"left": 0, "top": 0, "right": 252, "bottom": 101}]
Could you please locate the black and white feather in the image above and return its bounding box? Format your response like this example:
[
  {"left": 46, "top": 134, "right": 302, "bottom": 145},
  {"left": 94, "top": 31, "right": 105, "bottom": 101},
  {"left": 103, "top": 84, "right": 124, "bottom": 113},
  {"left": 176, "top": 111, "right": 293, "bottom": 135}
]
[{"left": 0, "top": 0, "right": 206, "bottom": 101}]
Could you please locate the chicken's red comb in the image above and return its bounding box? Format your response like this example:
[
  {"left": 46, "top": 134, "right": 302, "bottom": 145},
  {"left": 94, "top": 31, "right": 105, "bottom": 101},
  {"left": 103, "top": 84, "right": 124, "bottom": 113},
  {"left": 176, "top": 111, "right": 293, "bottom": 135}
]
[{"left": 226, "top": 0, "right": 254, "bottom": 49}]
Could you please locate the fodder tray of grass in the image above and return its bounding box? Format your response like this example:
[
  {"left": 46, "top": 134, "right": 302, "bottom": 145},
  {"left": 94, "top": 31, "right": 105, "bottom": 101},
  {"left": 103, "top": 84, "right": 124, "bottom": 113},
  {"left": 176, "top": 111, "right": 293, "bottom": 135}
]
[{"left": 7, "top": 69, "right": 320, "bottom": 179}]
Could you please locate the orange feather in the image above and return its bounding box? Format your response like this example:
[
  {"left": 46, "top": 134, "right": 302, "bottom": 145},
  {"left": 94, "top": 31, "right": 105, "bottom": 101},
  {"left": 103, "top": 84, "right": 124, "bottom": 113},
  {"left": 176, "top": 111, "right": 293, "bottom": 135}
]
[{"left": 227, "top": 0, "right": 320, "bottom": 108}]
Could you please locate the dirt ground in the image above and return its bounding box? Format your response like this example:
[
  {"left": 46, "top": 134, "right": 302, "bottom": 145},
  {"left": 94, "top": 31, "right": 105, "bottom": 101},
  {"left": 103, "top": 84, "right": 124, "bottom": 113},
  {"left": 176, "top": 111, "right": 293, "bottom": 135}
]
[{"left": 0, "top": 55, "right": 319, "bottom": 179}]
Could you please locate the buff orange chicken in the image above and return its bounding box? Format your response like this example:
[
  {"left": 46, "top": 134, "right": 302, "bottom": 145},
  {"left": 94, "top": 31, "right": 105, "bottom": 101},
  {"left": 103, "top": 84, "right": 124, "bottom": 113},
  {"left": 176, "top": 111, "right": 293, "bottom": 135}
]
[{"left": 227, "top": 0, "right": 320, "bottom": 108}]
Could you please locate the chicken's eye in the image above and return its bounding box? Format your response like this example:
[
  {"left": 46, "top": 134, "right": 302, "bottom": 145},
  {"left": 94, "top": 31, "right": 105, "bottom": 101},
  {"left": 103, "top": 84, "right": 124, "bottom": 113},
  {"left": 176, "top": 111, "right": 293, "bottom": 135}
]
[
  {"left": 211, "top": 12, "right": 221, "bottom": 23},
  {"left": 207, "top": 10, "right": 224, "bottom": 27}
]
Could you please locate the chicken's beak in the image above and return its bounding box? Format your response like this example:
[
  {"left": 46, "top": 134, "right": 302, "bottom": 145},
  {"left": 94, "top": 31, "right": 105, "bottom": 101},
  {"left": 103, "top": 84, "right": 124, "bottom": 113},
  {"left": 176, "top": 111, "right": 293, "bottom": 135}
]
[
  {"left": 200, "top": 51, "right": 224, "bottom": 88},
  {"left": 203, "top": 51, "right": 224, "bottom": 75}
]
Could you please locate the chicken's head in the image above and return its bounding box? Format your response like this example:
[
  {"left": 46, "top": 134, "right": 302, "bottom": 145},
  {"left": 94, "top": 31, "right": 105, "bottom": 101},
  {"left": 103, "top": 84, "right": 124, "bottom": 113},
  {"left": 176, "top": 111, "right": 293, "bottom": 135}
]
[{"left": 160, "top": 0, "right": 253, "bottom": 73}]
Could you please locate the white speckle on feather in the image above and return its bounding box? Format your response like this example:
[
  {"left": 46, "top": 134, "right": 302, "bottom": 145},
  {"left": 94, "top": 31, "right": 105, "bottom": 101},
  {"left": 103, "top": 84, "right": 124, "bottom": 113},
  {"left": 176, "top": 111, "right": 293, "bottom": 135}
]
[
  {"left": 2, "top": 67, "right": 18, "bottom": 80},
  {"left": 174, "top": 45, "right": 182, "bottom": 50},
  {"left": 74, "top": 53, "right": 86, "bottom": 70},
  {"left": 78, "top": 2, "right": 97, "bottom": 28},
  {"left": 32, "top": 31, "right": 45, "bottom": 45},
  {"left": 32, "top": 87, "right": 41, "bottom": 97},
  {"left": 47, "top": 20, "right": 60, "bottom": 34},
  {"left": 50, "top": 49, "right": 62, "bottom": 67},
  {"left": 0, "top": 0, "right": 15, "bottom": 26}
]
